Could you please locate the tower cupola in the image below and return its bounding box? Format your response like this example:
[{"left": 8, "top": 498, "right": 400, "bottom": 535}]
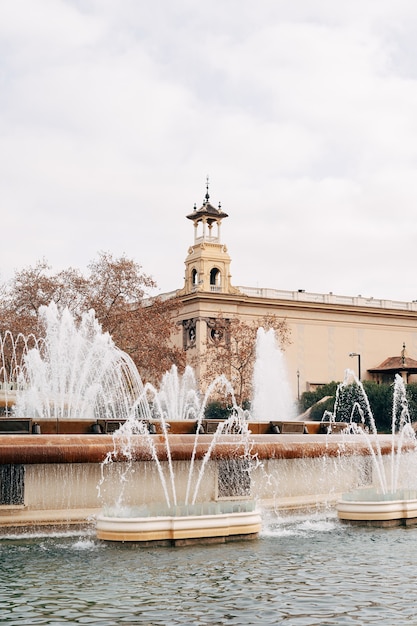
[
  {"left": 179, "top": 178, "right": 239, "bottom": 296},
  {"left": 186, "top": 178, "right": 228, "bottom": 245}
]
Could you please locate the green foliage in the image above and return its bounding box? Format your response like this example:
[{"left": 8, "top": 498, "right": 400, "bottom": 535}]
[
  {"left": 309, "top": 397, "right": 336, "bottom": 421},
  {"left": 204, "top": 401, "right": 232, "bottom": 420},
  {"left": 299, "top": 379, "right": 416, "bottom": 432},
  {"left": 406, "top": 383, "right": 417, "bottom": 424},
  {"left": 334, "top": 381, "right": 372, "bottom": 425},
  {"left": 241, "top": 399, "right": 251, "bottom": 412},
  {"left": 362, "top": 381, "right": 393, "bottom": 432},
  {"left": 298, "top": 381, "right": 339, "bottom": 412}
]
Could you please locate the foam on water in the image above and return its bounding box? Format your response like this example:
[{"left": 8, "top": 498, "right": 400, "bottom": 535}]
[
  {"left": 260, "top": 509, "right": 339, "bottom": 538},
  {"left": 0, "top": 528, "right": 96, "bottom": 541},
  {"left": 71, "top": 538, "right": 99, "bottom": 551}
]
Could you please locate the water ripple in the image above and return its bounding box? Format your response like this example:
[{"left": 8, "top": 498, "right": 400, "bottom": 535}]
[{"left": 1, "top": 515, "right": 417, "bottom": 625}]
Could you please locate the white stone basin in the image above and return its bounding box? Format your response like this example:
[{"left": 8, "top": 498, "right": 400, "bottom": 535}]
[
  {"left": 337, "top": 488, "right": 417, "bottom": 526},
  {"left": 96, "top": 502, "right": 262, "bottom": 543}
]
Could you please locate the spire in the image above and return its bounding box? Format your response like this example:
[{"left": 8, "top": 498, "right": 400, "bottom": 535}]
[
  {"left": 204, "top": 175, "right": 210, "bottom": 205},
  {"left": 187, "top": 177, "right": 228, "bottom": 221}
]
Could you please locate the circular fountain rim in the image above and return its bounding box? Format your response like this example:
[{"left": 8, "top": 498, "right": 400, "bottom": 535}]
[
  {"left": 96, "top": 508, "right": 262, "bottom": 543},
  {"left": 337, "top": 488, "right": 417, "bottom": 526}
]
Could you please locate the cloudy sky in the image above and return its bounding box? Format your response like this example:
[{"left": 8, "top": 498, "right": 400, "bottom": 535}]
[{"left": 2, "top": 1, "right": 417, "bottom": 302}]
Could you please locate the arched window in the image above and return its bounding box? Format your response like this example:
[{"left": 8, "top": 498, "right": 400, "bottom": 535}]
[
  {"left": 210, "top": 268, "right": 221, "bottom": 291},
  {"left": 191, "top": 268, "right": 198, "bottom": 286}
]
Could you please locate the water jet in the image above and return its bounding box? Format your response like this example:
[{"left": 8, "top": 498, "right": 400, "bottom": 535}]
[
  {"left": 0, "top": 304, "right": 415, "bottom": 539},
  {"left": 336, "top": 373, "right": 417, "bottom": 525}
]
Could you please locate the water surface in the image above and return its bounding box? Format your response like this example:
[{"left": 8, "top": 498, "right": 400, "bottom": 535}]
[{"left": 1, "top": 511, "right": 415, "bottom": 625}]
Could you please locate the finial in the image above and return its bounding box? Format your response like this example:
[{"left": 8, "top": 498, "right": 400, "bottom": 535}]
[
  {"left": 204, "top": 175, "right": 210, "bottom": 204},
  {"left": 193, "top": 203, "right": 197, "bottom": 211},
  {"left": 218, "top": 202, "right": 221, "bottom": 210}
]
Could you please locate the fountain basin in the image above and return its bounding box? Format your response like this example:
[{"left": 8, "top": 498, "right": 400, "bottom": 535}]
[
  {"left": 0, "top": 433, "right": 413, "bottom": 532},
  {"left": 337, "top": 488, "right": 417, "bottom": 526},
  {"left": 0, "top": 432, "right": 402, "bottom": 463},
  {"left": 96, "top": 503, "right": 262, "bottom": 544}
]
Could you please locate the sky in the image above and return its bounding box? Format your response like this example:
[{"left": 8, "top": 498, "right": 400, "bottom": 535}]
[{"left": 2, "top": 0, "right": 417, "bottom": 302}]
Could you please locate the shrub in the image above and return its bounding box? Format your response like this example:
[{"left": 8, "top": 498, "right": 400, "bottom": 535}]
[
  {"left": 309, "top": 397, "right": 336, "bottom": 421},
  {"left": 204, "top": 401, "right": 232, "bottom": 420},
  {"left": 298, "top": 381, "right": 339, "bottom": 412}
]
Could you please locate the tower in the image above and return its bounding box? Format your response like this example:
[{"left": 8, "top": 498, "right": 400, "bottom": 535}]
[{"left": 178, "top": 178, "right": 240, "bottom": 296}]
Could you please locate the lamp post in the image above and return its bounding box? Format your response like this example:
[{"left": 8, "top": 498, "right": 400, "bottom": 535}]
[
  {"left": 297, "top": 370, "right": 300, "bottom": 400},
  {"left": 349, "top": 352, "right": 361, "bottom": 381}
]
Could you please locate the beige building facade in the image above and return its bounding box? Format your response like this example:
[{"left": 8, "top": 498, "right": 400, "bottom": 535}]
[{"left": 170, "top": 188, "right": 417, "bottom": 401}]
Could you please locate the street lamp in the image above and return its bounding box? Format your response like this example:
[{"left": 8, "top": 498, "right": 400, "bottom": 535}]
[
  {"left": 297, "top": 370, "right": 300, "bottom": 400},
  {"left": 349, "top": 352, "right": 361, "bottom": 381}
]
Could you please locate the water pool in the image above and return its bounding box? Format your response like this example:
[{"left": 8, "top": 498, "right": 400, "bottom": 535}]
[{"left": 1, "top": 511, "right": 416, "bottom": 625}]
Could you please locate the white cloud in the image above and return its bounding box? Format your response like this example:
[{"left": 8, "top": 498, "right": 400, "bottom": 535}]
[{"left": 1, "top": 0, "right": 417, "bottom": 301}]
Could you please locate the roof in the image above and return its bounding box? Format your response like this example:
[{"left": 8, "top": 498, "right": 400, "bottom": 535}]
[
  {"left": 186, "top": 200, "right": 229, "bottom": 223},
  {"left": 368, "top": 354, "right": 417, "bottom": 373}
]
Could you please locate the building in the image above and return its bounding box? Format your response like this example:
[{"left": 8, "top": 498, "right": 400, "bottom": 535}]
[{"left": 170, "top": 184, "right": 417, "bottom": 401}]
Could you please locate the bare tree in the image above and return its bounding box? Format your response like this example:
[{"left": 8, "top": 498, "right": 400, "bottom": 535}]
[
  {"left": 200, "top": 314, "right": 291, "bottom": 406},
  {"left": 0, "top": 252, "right": 185, "bottom": 385}
]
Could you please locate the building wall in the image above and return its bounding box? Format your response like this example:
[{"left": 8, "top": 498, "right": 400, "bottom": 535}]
[
  {"left": 172, "top": 203, "right": 417, "bottom": 402},
  {"left": 171, "top": 289, "right": 417, "bottom": 401}
]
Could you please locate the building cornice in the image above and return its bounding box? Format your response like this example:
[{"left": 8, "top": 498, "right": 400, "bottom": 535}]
[{"left": 173, "top": 287, "right": 417, "bottom": 321}]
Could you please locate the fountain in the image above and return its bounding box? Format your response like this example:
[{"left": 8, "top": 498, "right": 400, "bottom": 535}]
[
  {"left": 155, "top": 364, "right": 201, "bottom": 421},
  {"left": 335, "top": 372, "right": 417, "bottom": 526},
  {"left": 0, "top": 302, "right": 147, "bottom": 432},
  {"left": 96, "top": 369, "right": 262, "bottom": 544},
  {"left": 96, "top": 326, "right": 315, "bottom": 543},
  {"left": 251, "top": 327, "right": 296, "bottom": 423},
  {"left": 1, "top": 303, "right": 413, "bottom": 537},
  {"left": 0, "top": 303, "right": 260, "bottom": 543}
]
